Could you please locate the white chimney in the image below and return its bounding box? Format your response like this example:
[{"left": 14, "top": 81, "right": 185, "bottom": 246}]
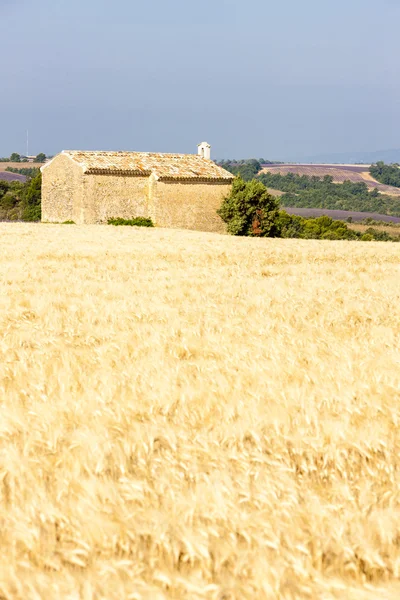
[{"left": 198, "top": 141, "right": 211, "bottom": 160}]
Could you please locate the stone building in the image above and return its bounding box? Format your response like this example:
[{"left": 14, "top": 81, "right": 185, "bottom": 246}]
[{"left": 41, "top": 143, "right": 234, "bottom": 232}]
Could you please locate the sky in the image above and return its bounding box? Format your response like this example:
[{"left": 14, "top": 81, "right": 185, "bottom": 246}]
[{"left": 1, "top": 0, "right": 399, "bottom": 160}]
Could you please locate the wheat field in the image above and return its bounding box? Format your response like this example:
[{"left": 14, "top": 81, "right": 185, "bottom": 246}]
[{"left": 0, "top": 223, "right": 400, "bottom": 599}]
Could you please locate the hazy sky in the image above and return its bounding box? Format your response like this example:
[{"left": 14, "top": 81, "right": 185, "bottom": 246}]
[{"left": 1, "top": 0, "right": 399, "bottom": 160}]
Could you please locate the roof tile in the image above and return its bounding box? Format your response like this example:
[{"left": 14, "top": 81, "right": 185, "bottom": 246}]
[{"left": 62, "top": 151, "right": 234, "bottom": 181}]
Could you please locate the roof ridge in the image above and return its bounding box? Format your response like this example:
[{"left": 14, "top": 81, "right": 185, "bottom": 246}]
[
  {"left": 59, "top": 150, "right": 234, "bottom": 181},
  {"left": 63, "top": 150, "right": 196, "bottom": 157}
]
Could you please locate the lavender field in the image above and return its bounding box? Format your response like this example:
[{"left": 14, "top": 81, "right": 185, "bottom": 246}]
[
  {"left": 0, "top": 171, "right": 27, "bottom": 183},
  {"left": 283, "top": 206, "right": 400, "bottom": 223}
]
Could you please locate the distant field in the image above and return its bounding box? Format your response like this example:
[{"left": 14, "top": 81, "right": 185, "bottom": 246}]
[
  {"left": 261, "top": 163, "right": 400, "bottom": 196},
  {"left": 283, "top": 206, "right": 400, "bottom": 223},
  {"left": 348, "top": 223, "right": 400, "bottom": 238},
  {"left": 0, "top": 161, "right": 43, "bottom": 170},
  {"left": 265, "top": 187, "right": 285, "bottom": 197},
  {"left": 0, "top": 171, "right": 27, "bottom": 183},
  {"left": 1, "top": 224, "right": 400, "bottom": 599}
]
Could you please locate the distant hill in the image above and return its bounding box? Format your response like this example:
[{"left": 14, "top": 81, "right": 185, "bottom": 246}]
[
  {"left": 300, "top": 149, "right": 400, "bottom": 165},
  {"left": 260, "top": 164, "right": 400, "bottom": 196},
  {"left": 0, "top": 162, "right": 43, "bottom": 170},
  {"left": 0, "top": 171, "right": 27, "bottom": 183}
]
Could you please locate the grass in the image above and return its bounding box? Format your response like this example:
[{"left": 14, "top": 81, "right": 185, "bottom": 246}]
[{"left": 0, "top": 223, "right": 399, "bottom": 599}]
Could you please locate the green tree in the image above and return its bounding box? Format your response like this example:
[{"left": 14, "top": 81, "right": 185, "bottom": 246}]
[
  {"left": 21, "top": 171, "right": 41, "bottom": 221},
  {"left": 370, "top": 162, "right": 400, "bottom": 188},
  {"left": 35, "top": 153, "right": 46, "bottom": 163},
  {"left": 218, "top": 159, "right": 261, "bottom": 181},
  {"left": 259, "top": 170, "right": 400, "bottom": 217},
  {"left": 217, "top": 177, "right": 281, "bottom": 236},
  {"left": 10, "top": 153, "right": 21, "bottom": 163},
  {"left": 5, "top": 167, "right": 40, "bottom": 178},
  {"left": 0, "top": 180, "right": 8, "bottom": 199}
]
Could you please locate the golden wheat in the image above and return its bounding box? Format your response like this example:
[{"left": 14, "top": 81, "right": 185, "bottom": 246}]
[{"left": 0, "top": 223, "right": 399, "bottom": 599}]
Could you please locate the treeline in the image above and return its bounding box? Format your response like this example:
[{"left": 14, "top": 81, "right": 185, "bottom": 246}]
[
  {"left": 0, "top": 172, "right": 42, "bottom": 221},
  {"left": 277, "top": 213, "right": 397, "bottom": 242},
  {"left": 219, "top": 159, "right": 262, "bottom": 181},
  {"left": 218, "top": 178, "right": 400, "bottom": 242},
  {"left": 5, "top": 167, "right": 40, "bottom": 178},
  {"left": 259, "top": 171, "right": 400, "bottom": 217},
  {"left": 218, "top": 158, "right": 282, "bottom": 181},
  {"left": 370, "top": 162, "right": 400, "bottom": 188},
  {"left": 0, "top": 152, "right": 47, "bottom": 163}
]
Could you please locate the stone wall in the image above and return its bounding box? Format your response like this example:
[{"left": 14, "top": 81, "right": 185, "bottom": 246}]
[
  {"left": 42, "top": 156, "right": 150, "bottom": 224},
  {"left": 42, "top": 155, "right": 231, "bottom": 232},
  {"left": 41, "top": 154, "right": 83, "bottom": 223},
  {"left": 83, "top": 174, "right": 149, "bottom": 223},
  {"left": 151, "top": 180, "right": 230, "bottom": 233}
]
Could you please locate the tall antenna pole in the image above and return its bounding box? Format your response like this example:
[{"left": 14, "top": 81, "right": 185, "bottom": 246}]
[{"left": 26, "top": 129, "right": 29, "bottom": 158}]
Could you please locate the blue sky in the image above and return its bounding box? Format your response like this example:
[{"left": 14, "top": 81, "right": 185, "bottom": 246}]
[{"left": 1, "top": 0, "right": 399, "bottom": 160}]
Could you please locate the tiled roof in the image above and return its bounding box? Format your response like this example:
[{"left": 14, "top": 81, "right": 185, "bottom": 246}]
[{"left": 62, "top": 151, "right": 234, "bottom": 181}]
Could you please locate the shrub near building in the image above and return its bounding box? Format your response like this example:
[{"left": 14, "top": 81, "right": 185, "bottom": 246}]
[
  {"left": 217, "top": 177, "right": 281, "bottom": 237},
  {"left": 218, "top": 177, "right": 400, "bottom": 242},
  {"left": 0, "top": 172, "right": 41, "bottom": 221}
]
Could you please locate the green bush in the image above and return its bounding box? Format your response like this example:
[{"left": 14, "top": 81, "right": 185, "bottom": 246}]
[
  {"left": 370, "top": 162, "right": 400, "bottom": 188},
  {"left": 21, "top": 205, "right": 41, "bottom": 222},
  {"left": 363, "top": 227, "right": 392, "bottom": 241},
  {"left": 0, "top": 171, "right": 42, "bottom": 222},
  {"left": 107, "top": 217, "right": 154, "bottom": 227},
  {"left": 217, "top": 177, "right": 281, "bottom": 236},
  {"left": 218, "top": 178, "right": 399, "bottom": 243},
  {"left": 0, "top": 193, "right": 17, "bottom": 210},
  {"left": 277, "top": 212, "right": 358, "bottom": 240},
  {"left": 62, "top": 220, "right": 75, "bottom": 224},
  {"left": 21, "top": 172, "right": 42, "bottom": 222}
]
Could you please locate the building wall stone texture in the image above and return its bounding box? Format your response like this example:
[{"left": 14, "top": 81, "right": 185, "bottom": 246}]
[
  {"left": 42, "top": 154, "right": 231, "bottom": 232},
  {"left": 41, "top": 154, "right": 83, "bottom": 223},
  {"left": 83, "top": 175, "right": 149, "bottom": 224},
  {"left": 152, "top": 180, "right": 230, "bottom": 233}
]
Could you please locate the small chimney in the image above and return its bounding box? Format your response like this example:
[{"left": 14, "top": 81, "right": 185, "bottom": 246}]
[{"left": 197, "top": 141, "right": 211, "bottom": 160}]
